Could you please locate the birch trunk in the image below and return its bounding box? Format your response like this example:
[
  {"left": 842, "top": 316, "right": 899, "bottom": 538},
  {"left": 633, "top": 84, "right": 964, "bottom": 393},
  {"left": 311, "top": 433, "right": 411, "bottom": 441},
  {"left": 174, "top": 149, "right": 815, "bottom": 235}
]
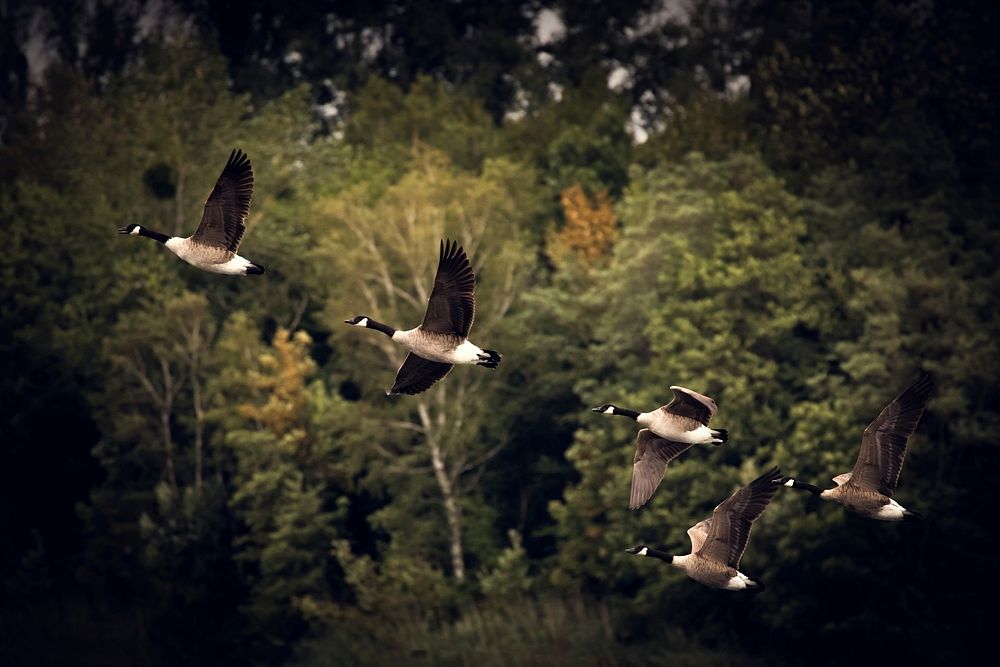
[{"left": 419, "top": 402, "right": 465, "bottom": 580}]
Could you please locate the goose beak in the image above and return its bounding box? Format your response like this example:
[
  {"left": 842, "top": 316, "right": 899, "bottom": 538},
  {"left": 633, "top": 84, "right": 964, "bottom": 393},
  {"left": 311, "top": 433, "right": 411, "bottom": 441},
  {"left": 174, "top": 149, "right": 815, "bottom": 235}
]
[
  {"left": 590, "top": 406, "right": 604, "bottom": 412},
  {"left": 117, "top": 226, "right": 131, "bottom": 234}
]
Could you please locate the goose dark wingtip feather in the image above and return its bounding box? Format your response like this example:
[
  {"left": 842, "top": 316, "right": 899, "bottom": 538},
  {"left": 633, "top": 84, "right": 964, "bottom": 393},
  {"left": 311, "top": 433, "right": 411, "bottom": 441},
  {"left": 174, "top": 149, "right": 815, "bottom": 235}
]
[
  {"left": 914, "top": 372, "right": 934, "bottom": 391},
  {"left": 848, "top": 373, "right": 936, "bottom": 497},
  {"left": 421, "top": 237, "right": 477, "bottom": 337},
  {"left": 694, "top": 466, "right": 784, "bottom": 570},
  {"left": 896, "top": 374, "right": 935, "bottom": 410},
  {"left": 747, "top": 466, "right": 783, "bottom": 492},
  {"left": 192, "top": 148, "right": 256, "bottom": 254},
  {"left": 223, "top": 148, "right": 252, "bottom": 178}
]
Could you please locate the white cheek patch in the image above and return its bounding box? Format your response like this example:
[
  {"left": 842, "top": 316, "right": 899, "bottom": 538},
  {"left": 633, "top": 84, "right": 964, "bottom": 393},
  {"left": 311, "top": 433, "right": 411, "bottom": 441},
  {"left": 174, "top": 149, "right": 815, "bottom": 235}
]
[
  {"left": 130, "top": 226, "right": 141, "bottom": 235},
  {"left": 638, "top": 547, "right": 648, "bottom": 556},
  {"left": 784, "top": 479, "right": 795, "bottom": 487},
  {"left": 356, "top": 318, "right": 369, "bottom": 327},
  {"left": 604, "top": 406, "right": 615, "bottom": 414}
]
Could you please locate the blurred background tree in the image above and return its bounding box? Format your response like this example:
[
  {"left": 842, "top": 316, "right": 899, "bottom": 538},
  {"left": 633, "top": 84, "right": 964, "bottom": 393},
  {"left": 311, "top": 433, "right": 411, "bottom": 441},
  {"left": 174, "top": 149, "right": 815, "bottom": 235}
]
[{"left": 1, "top": 1, "right": 997, "bottom": 665}]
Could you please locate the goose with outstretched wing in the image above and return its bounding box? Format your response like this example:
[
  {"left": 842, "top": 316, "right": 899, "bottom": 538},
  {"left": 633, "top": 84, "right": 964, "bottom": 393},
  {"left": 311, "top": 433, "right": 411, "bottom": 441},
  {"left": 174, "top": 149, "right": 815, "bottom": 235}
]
[
  {"left": 776, "top": 374, "right": 933, "bottom": 521},
  {"left": 345, "top": 239, "right": 502, "bottom": 396},
  {"left": 626, "top": 467, "right": 783, "bottom": 592},
  {"left": 593, "top": 386, "right": 730, "bottom": 509},
  {"left": 119, "top": 149, "right": 264, "bottom": 276}
]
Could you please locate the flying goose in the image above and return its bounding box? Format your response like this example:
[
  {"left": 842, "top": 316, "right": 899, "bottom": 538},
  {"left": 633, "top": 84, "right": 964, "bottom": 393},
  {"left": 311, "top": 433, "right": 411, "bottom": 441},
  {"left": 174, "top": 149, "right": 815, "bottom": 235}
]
[
  {"left": 119, "top": 149, "right": 265, "bottom": 276},
  {"left": 592, "top": 386, "right": 729, "bottom": 509},
  {"left": 345, "top": 239, "right": 502, "bottom": 396},
  {"left": 775, "top": 374, "right": 933, "bottom": 521},
  {"left": 626, "top": 467, "right": 782, "bottom": 592}
]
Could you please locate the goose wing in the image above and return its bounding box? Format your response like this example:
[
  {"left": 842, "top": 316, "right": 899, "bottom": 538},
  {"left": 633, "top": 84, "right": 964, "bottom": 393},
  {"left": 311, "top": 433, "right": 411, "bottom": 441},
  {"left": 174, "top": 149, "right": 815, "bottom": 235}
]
[
  {"left": 629, "top": 430, "right": 694, "bottom": 510},
  {"left": 387, "top": 353, "right": 454, "bottom": 396},
  {"left": 696, "top": 467, "right": 782, "bottom": 569},
  {"left": 660, "top": 386, "right": 718, "bottom": 425},
  {"left": 832, "top": 472, "right": 853, "bottom": 486},
  {"left": 420, "top": 239, "right": 476, "bottom": 337},
  {"left": 686, "top": 518, "right": 713, "bottom": 554},
  {"left": 849, "top": 375, "right": 933, "bottom": 496},
  {"left": 192, "top": 149, "right": 254, "bottom": 252}
]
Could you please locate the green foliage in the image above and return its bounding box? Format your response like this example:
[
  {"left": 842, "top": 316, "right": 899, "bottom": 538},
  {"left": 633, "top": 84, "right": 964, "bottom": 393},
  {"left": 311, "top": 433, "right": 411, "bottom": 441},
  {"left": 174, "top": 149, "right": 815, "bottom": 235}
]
[
  {"left": 346, "top": 75, "right": 500, "bottom": 171},
  {"left": 502, "top": 77, "right": 633, "bottom": 198},
  {"left": 224, "top": 329, "right": 352, "bottom": 646},
  {"left": 748, "top": 1, "right": 1000, "bottom": 186},
  {"left": 548, "top": 154, "right": 824, "bottom": 604},
  {"left": 310, "top": 147, "right": 543, "bottom": 584},
  {"left": 479, "top": 530, "right": 535, "bottom": 598},
  {"left": 636, "top": 92, "right": 751, "bottom": 165},
  {"left": 546, "top": 149, "right": 1000, "bottom": 659},
  {"left": 295, "top": 594, "right": 755, "bottom": 667}
]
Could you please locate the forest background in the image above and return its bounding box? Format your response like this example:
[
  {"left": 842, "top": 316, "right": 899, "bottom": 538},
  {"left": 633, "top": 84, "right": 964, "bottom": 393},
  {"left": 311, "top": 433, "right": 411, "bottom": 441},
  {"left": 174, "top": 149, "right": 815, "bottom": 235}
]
[{"left": 2, "top": 1, "right": 999, "bottom": 665}]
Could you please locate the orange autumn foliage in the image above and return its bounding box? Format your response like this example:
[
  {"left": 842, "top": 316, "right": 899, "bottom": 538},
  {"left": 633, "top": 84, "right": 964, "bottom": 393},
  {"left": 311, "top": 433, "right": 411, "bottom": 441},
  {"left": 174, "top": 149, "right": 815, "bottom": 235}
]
[
  {"left": 238, "top": 328, "right": 316, "bottom": 435},
  {"left": 549, "top": 184, "right": 617, "bottom": 267}
]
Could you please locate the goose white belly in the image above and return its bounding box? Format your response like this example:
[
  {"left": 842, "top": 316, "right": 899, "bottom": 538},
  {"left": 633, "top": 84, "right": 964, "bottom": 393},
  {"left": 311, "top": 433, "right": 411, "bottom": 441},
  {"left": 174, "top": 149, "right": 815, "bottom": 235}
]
[
  {"left": 723, "top": 571, "right": 753, "bottom": 591},
  {"left": 165, "top": 238, "right": 250, "bottom": 275},
  {"left": 673, "top": 554, "right": 752, "bottom": 591},
  {"left": 822, "top": 486, "right": 909, "bottom": 521},
  {"left": 638, "top": 411, "right": 714, "bottom": 443},
  {"left": 392, "top": 329, "right": 484, "bottom": 364},
  {"left": 873, "top": 498, "right": 907, "bottom": 521}
]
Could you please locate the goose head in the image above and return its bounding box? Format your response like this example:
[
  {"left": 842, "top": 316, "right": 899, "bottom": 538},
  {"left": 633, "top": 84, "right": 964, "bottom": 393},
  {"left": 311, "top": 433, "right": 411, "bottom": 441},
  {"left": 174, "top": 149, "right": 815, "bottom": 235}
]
[
  {"left": 344, "top": 315, "right": 371, "bottom": 327},
  {"left": 591, "top": 403, "right": 619, "bottom": 415},
  {"left": 118, "top": 224, "right": 142, "bottom": 235},
  {"left": 624, "top": 545, "right": 649, "bottom": 556}
]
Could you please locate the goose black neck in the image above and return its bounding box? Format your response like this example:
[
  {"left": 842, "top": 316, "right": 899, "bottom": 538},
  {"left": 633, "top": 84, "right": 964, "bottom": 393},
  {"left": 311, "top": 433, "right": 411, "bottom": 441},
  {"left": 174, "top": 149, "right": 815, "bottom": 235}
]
[
  {"left": 647, "top": 549, "right": 673, "bottom": 563},
  {"left": 787, "top": 479, "right": 823, "bottom": 496},
  {"left": 366, "top": 319, "right": 396, "bottom": 337},
  {"left": 139, "top": 227, "right": 170, "bottom": 244},
  {"left": 613, "top": 407, "right": 641, "bottom": 420}
]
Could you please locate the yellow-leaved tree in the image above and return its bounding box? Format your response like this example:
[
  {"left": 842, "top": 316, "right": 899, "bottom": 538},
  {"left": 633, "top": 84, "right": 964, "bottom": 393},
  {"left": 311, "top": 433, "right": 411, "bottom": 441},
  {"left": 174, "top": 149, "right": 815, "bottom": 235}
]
[
  {"left": 220, "top": 324, "right": 352, "bottom": 635},
  {"left": 547, "top": 184, "right": 617, "bottom": 268}
]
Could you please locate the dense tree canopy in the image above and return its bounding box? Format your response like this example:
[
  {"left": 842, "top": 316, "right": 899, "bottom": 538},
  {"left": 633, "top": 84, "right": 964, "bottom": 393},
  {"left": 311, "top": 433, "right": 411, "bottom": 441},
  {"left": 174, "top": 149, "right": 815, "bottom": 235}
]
[{"left": 1, "top": 2, "right": 997, "bottom": 665}]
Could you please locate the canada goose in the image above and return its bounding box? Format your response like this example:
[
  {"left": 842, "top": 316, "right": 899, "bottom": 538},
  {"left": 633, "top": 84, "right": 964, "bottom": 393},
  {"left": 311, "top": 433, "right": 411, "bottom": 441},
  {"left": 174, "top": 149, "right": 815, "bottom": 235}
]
[
  {"left": 344, "top": 239, "right": 502, "bottom": 396},
  {"left": 592, "top": 386, "right": 729, "bottom": 445},
  {"left": 626, "top": 467, "right": 783, "bottom": 592},
  {"left": 775, "top": 374, "right": 933, "bottom": 521},
  {"left": 592, "top": 386, "right": 729, "bottom": 509},
  {"left": 118, "top": 149, "right": 265, "bottom": 276}
]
